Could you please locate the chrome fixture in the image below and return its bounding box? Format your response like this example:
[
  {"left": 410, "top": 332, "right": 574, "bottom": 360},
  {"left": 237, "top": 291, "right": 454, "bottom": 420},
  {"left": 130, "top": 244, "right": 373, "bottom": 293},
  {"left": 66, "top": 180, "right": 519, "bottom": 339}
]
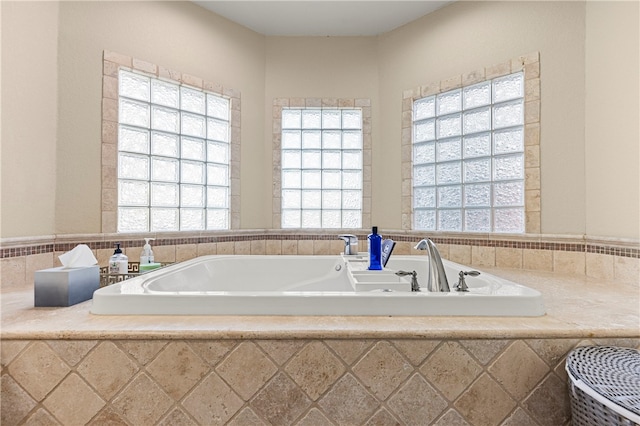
[
  {"left": 414, "top": 239, "right": 450, "bottom": 292},
  {"left": 395, "top": 270, "right": 420, "bottom": 292},
  {"left": 338, "top": 234, "right": 358, "bottom": 255},
  {"left": 454, "top": 270, "right": 481, "bottom": 292}
]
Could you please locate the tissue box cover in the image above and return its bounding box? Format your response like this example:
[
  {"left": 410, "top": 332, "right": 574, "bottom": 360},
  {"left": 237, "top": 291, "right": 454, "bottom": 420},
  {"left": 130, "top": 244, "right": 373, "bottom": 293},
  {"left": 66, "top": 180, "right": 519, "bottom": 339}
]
[{"left": 34, "top": 266, "right": 99, "bottom": 307}]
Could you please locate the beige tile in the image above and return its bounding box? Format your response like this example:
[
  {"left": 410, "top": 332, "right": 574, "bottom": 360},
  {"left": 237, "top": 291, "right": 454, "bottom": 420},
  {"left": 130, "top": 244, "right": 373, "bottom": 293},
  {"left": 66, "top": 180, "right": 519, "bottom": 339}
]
[
  {"left": 449, "top": 245, "right": 472, "bottom": 265},
  {"left": 87, "top": 408, "right": 127, "bottom": 425},
  {"left": 522, "top": 374, "right": 571, "bottom": 425},
  {"left": 1, "top": 373, "right": 37, "bottom": 425},
  {"left": 392, "top": 339, "right": 440, "bottom": 366},
  {"left": 525, "top": 338, "right": 580, "bottom": 369},
  {"left": 387, "top": 374, "right": 448, "bottom": 425},
  {"left": 197, "top": 242, "right": 217, "bottom": 256},
  {"left": 265, "top": 240, "right": 282, "bottom": 255},
  {"left": 586, "top": 252, "right": 614, "bottom": 280},
  {"left": 45, "top": 340, "right": 97, "bottom": 367},
  {"left": 112, "top": 373, "right": 173, "bottom": 425},
  {"left": 366, "top": 408, "right": 402, "bottom": 426},
  {"left": 488, "top": 341, "right": 548, "bottom": 399},
  {"left": 119, "top": 340, "right": 168, "bottom": 365},
  {"left": 132, "top": 58, "right": 156, "bottom": 74},
  {"left": 1, "top": 257, "right": 26, "bottom": 291},
  {"left": 281, "top": 240, "right": 298, "bottom": 255},
  {"left": 147, "top": 341, "right": 209, "bottom": 400},
  {"left": 157, "top": 408, "right": 198, "bottom": 426},
  {"left": 485, "top": 61, "right": 511, "bottom": 79},
  {"left": 459, "top": 339, "right": 511, "bottom": 365},
  {"left": 250, "top": 372, "right": 311, "bottom": 425},
  {"left": 1, "top": 340, "right": 29, "bottom": 367},
  {"left": 103, "top": 50, "right": 131, "bottom": 67},
  {"left": 553, "top": 251, "right": 585, "bottom": 275},
  {"left": 313, "top": 239, "right": 332, "bottom": 255},
  {"left": 23, "top": 407, "right": 60, "bottom": 426},
  {"left": 256, "top": 340, "right": 306, "bottom": 366},
  {"left": 432, "top": 409, "right": 470, "bottom": 426},
  {"left": 471, "top": 246, "right": 495, "bottom": 267},
  {"left": 227, "top": 407, "right": 266, "bottom": 426},
  {"left": 216, "top": 341, "right": 277, "bottom": 400},
  {"left": 454, "top": 373, "right": 516, "bottom": 425},
  {"left": 297, "top": 240, "right": 314, "bottom": 255},
  {"left": 217, "top": 241, "right": 235, "bottom": 255},
  {"left": 182, "top": 372, "right": 243, "bottom": 424},
  {"left": 188, "top": 340, "right": 237, "bottom": 366},
  {"left": 234, "top": 241, "right": 251, "bottom": 255},
  {"left": 296, "top": 408, "right": 333, "bottom": 426},
  {"left": 318, "top": 374, "right": 378, "bottom": 425},
  {"left": 43, "top": 373, "right": 105, "bottom": 425},
  {"left": 76, "top": 341, "right": 139, "bottom": 400},
  {"left": 495, "top": 247, "right": 523, "bottom": 269},
  {"left": 420, "top": 341, "right": 482, "bottom": 401},
  {"left": 523, "top": 249, "right": 553, "bottom": 271},
  {"left": 525, "top": 189, "right": 540, "bottom": 212},
  {"left": 8, "top": 342, "right": 70, "bottom": 401},
  {"left": 250, "top": 240, "right": 266, "bottom": 255},
  {"left": 176, "top": 244, "right": 198, "bottom": 262},
  {"left": 325, "top": 339, "right": 373, "bottom": 365},
  {"left": 153, "top": 245, "right": 176, "bottom": 263},
  {"left": 353, "top": 341, "right": 412, "bottom": 400},
  {"left": 281, "top": 342, "right": 343, "bottom": 400},
  {"left": 501, "top": 407, "right": 538, "bottom": 426},
  {"left": 614, "top": 255, "right": 639, "bottom": 285}
]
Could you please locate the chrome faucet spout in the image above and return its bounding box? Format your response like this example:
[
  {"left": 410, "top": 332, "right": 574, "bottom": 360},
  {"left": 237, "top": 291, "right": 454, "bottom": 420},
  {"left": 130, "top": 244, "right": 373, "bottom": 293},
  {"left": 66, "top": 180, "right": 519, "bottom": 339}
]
[
  {"left": 338, "top": 234, "right": 358, "bottom": 255},
  {"left": 415, "top": 238, "right": 450, "bottom": 292}
]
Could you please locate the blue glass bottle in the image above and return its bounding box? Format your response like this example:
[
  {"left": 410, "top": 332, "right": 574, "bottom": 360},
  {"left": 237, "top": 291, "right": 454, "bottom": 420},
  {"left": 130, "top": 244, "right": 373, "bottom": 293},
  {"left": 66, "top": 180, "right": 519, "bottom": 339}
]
[{"left": 368, "top": 226, "right": 382, "bottom": 270}]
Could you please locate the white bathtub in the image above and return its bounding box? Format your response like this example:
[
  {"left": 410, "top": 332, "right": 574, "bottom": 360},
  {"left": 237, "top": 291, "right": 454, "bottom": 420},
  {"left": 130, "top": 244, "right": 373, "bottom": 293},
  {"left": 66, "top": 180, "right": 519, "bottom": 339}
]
[{"left": 91, "top": 255, "right": 545, "bottom": 316}]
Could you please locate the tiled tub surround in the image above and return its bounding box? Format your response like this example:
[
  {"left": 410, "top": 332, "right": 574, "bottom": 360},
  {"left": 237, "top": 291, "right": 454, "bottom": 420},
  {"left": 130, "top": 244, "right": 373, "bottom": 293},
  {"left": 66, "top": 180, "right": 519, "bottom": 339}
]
[
  {"left": 1, "top": 231, "right": 638, "bottom": 292},
  {"left": 1, "top": 265, "right": 639, "bottom": 425}
]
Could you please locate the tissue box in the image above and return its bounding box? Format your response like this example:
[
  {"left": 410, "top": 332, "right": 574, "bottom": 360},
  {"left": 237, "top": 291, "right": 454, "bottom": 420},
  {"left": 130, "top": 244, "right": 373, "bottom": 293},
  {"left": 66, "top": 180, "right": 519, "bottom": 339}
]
[{"left": 34, "top": 266, "right": 100, "bottom": 307}]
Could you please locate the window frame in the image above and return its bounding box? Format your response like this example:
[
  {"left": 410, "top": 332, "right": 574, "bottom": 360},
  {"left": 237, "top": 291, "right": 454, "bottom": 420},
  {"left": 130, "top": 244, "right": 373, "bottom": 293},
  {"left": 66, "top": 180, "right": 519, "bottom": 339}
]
[
  {"left": 401, "top": 53, "right": 541, "bottom": 234},
  {"left": 101, "top": 50, "right": 241, "bottom": 233},
  {"left": 272, "top": 98, "right": 372, "bottom": 230}
]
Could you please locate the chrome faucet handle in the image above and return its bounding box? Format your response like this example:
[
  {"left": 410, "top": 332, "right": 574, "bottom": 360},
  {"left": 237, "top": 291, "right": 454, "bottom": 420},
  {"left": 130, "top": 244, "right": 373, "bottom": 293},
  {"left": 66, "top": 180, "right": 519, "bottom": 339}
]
[
  {"left": 396, "top": 270, "right": 420, "bottom": 292},
  {"left": 338, "top": 234, "right": 358, "bottom": 255},
  {"left": 455, "top": 270, "right": 480, "bottom": 292}
]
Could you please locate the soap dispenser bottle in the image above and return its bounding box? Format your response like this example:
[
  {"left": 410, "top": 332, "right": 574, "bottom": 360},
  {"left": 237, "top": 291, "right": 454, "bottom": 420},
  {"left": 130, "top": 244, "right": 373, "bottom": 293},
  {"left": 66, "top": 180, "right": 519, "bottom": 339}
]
[
  {"left": 109, "top": 243, "right": 128, "bottom": 274},
  {"left": 368, "top": 226, "right": 382, "bottom": 270},
  {"left": 140, "top": 238, "right": 155, "bottom": 264}
]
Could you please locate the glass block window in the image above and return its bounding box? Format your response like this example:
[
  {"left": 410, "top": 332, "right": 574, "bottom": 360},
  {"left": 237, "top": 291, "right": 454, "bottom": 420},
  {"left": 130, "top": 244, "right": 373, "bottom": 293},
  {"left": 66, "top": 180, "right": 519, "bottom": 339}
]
[
  {"left": 280, "top": 108, "right": 363, "bottom": 228},
  {"left": 117, "top": 69, "right": 231, "bottom": 232},
  {"left": 412, "top": 72, "right": 525, "bottom": 233}
]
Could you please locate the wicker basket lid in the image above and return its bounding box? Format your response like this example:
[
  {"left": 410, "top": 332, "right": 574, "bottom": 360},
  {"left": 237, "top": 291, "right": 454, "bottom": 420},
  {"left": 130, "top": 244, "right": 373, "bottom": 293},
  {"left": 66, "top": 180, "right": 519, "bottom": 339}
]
[{"left": 566, "top": 346, "right": 640, "bottom": 417}]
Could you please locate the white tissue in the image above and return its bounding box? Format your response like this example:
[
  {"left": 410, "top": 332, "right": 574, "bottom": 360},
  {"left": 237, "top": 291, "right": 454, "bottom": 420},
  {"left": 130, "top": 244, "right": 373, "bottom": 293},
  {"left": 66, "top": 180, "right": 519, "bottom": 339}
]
[{"left": 58, "top": 244, "right": 98, "bottom": 268}]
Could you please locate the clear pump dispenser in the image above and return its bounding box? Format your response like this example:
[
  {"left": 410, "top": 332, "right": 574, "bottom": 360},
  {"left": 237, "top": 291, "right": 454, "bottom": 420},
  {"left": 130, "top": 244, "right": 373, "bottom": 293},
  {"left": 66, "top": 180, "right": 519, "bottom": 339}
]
[
  {"left": 140, "top": 238, "right": 155, "bottom": 264},
  {"left": 108, "top": 243, "right": 128, "bottom": 274}
]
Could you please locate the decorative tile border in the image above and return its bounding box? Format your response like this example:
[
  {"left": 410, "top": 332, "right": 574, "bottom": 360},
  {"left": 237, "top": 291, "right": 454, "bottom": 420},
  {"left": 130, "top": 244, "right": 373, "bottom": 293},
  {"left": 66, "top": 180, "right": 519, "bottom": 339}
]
[
  {"left": 1, "top": 232, "right": 638, "bottom": 259},
  {"left": 400, "top": 52, "right": 542, "bottom": 233},
  {"left": 101, "top": 50, "right": 242, "bottom": 233}
]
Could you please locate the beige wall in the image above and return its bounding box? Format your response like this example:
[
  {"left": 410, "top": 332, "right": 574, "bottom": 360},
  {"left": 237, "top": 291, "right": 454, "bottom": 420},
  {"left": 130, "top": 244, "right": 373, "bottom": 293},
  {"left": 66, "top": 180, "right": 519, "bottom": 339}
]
[
  {"left": 1, "top": 1, "right": 59, "bottom": 237},
  {"left": 54, "top": 1, "right": 265, "bottom": 234},
  {"left": 377, "top": 1, "right": 588, "bottom": 233},
  {"left": 1, "top": 1, "right": 638, "bottom": 240},
  {"left": 585, "top": 1, "right": 640, "bottom": 239},
  {"left": 264, "top": 36, "right": 379, "bottom": 226}
]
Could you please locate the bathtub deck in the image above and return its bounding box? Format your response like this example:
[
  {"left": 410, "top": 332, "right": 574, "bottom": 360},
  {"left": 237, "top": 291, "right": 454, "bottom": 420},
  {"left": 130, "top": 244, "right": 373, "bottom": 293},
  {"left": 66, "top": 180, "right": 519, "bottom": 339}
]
[{"left": 1, "top": 267, "right": 638, "bottom": 340}]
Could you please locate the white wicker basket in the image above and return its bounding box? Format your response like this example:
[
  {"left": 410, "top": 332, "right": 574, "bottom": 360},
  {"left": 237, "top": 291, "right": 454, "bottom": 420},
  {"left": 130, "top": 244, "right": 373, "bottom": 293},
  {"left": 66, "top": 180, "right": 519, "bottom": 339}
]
[{"left": 566, "top": 346, "right": 640, "bottom": 426}]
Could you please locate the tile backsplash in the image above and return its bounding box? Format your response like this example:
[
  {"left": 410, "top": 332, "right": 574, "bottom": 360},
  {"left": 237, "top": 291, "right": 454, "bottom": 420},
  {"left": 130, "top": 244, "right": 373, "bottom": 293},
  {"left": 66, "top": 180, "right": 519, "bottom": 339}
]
[
  {"left": 1, "top": 231, "right": 638, "bottom": 292},
  {"left": 3, "top": 337, "right": 639, "bottom": 425}
]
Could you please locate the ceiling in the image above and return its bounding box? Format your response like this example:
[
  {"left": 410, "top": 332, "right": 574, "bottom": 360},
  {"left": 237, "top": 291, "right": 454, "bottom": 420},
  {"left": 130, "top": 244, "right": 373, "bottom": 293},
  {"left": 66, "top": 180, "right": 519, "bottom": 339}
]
[{"left": 193, "top": 1, "right": 453, "bottom": 36}]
